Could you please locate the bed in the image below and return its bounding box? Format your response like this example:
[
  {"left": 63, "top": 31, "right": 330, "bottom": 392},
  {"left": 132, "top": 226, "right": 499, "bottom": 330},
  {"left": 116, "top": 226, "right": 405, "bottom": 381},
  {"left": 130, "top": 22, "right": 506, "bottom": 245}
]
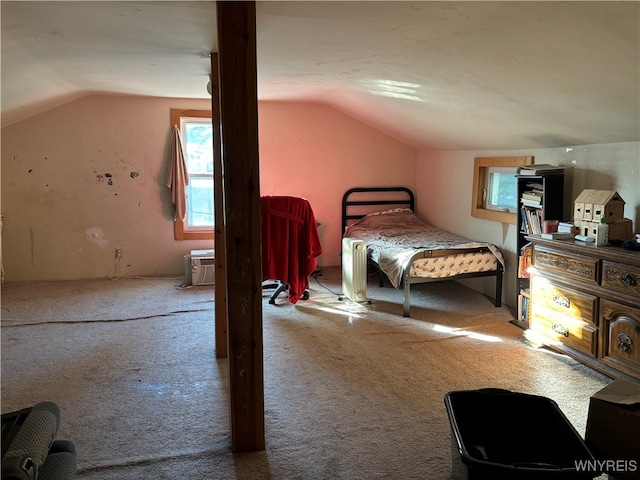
[{"left": 342, "top": 187, "right": 504, "bottom": 317}]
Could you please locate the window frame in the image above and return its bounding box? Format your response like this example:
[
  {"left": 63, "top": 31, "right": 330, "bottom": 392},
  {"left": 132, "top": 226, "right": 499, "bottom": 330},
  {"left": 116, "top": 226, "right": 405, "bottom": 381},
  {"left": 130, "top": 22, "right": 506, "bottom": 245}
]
[
  {"left": 170, "top": 109, "right": 213, "bottom": 241},
  {"left": 471, "top": 156, "right": 533, "bottom": 224},
  {"left": 484, "top": 166, "right": 519, "bottom": 214}
]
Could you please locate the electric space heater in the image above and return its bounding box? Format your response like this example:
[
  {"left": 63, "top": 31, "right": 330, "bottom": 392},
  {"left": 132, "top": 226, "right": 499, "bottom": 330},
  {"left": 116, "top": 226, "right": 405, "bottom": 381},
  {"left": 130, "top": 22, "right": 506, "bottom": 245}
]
[{"left": 342, "top": 237, "right": 367, "bottom": 302}]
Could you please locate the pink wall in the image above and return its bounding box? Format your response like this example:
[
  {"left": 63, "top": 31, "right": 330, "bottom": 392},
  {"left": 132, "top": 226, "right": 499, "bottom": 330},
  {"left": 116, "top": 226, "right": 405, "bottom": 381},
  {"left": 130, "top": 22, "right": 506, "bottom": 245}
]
[
  {"left": 259, "top": 101, "right": 416, "bottom": 267},
  {"left": 1, "top": 95, "right": 416, "bottom": 281}
]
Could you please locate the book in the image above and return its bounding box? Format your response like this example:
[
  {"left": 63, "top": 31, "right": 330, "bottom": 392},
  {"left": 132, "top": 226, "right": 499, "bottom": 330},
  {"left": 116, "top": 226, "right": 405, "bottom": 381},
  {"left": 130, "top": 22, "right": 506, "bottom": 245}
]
[
  {"left": 518, "top": 243, "right": 532, "bottom": 278},
  {"left": 521, "top": 198, "right": 542, "bottom": 208},
  {"left": 520, "top": 207, "right": 530, "bottom": 233},
  {"left": 517, "top": 164, "right": 565, "bottom": 175},
  {"left": 522, "top": 192, "right": 542, "bottom": 201},
  {"left": 558, "top": 222, "right": 573, "bottom": 233},
  {"left": 531, "top": 210, "right": 541, "bottom": 234},
  {"left": 519, "top": 293, "right": 530, "bottom": 323},
  {"left": 523, "top": 208, "right": 541, "bottom": 234},
  {"left": 540, "top": 232, "right": 575, "bottom": 240}
]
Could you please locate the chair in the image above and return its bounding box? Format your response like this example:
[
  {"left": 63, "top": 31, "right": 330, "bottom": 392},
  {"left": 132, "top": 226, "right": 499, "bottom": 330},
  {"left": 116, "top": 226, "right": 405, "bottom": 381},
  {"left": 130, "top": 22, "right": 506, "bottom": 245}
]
[
  {"left": 2, "top": 402, "right": 77, "bottom": 480},
  {"left": 261, "top": 196, "right": 322, "bottom": 304},
  {"left": 261, "top": 280, "right": 310, "bottom": 305}
]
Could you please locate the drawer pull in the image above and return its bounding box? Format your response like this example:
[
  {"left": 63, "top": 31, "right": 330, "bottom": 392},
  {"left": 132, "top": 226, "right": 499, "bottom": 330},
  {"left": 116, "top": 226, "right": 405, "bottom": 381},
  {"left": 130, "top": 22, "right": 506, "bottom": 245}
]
[
  {"left": 620, "top": 273, "right": 637, "bottom": 287},
  {"left": 552, "top": 323, "right": 569, "bottom": 337},
  {"left": 552, "top": 294, "right": 570, "bottom": 309},
  {"left": 617, "top": 333, "right": 633, "bottom": 352}
]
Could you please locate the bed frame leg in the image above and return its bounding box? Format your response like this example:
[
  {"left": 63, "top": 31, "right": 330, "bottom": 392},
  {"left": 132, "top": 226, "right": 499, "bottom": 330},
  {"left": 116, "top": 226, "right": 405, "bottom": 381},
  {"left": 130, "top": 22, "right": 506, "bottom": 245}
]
[
  {"left": 403, "top": 276, "right": 410, "bottom": 317},
  {"left": 494, "top": 269, "right": 503, "bottom": 307}
]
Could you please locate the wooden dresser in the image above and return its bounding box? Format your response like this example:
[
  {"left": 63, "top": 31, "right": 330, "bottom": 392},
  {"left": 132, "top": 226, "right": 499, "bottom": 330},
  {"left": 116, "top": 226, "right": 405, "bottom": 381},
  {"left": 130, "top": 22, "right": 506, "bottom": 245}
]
[{"left": 527, "top": 236, "right": 640, "bottom": 381}]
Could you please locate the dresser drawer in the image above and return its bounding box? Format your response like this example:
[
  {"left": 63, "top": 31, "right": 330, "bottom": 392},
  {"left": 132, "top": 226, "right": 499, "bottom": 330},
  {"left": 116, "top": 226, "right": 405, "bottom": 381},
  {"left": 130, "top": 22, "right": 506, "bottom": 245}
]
[
  {"left": 530, "top": 276, "right": 597, "bottom": 324},
  {"left": 599, "top": 299, "right": 640, "bottom": 380},
  {"left": 530, "top": 305, "right": 598, "bottom": 358},
  {"left": 602, "top": 261, "right": 640, "bottom": 298},
  {"left": 532, "top": 246, "right": 600, "bottom": 286}
]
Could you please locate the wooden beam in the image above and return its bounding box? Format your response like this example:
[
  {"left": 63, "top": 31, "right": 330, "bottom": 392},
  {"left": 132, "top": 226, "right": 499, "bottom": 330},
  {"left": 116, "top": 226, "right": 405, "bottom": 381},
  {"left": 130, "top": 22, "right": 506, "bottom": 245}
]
[
  {"left": 216, "top": 1, "right": 265, "bottom": 452},
  {"left": 211, "top": 53, "right": 228, "bottom": 359}
]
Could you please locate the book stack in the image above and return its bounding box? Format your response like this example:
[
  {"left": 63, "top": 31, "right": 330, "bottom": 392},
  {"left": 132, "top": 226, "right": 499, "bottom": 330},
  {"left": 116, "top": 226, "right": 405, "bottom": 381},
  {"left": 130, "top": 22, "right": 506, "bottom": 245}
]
[
  {"left": 521, "top": 187, "right": 542, "bottom": 208},
  {"left": 517, "top": 164, "right": 565, "bottom": 175},
  {"left": 540, "top": 232, "right": 575, "bottom": 240},
  {"left": 520, "top": 181, "right": 543, "bottom": 234},
  {"left": 558, "top": 222, "right": 574, "bottom": 233},
  {"left": 539, "top": 221, "right": 575, "bottom": 239}
]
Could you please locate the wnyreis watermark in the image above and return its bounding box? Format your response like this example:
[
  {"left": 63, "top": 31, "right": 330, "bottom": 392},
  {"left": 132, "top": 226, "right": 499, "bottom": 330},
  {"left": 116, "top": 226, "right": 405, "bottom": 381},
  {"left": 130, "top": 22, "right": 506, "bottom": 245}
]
[{"left": 575, "top": 459, "right": 638, "bottom": 473}]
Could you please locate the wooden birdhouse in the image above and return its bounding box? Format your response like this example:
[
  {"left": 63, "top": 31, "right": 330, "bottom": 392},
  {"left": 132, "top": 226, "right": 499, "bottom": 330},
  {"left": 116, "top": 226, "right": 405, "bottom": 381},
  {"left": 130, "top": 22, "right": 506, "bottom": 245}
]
[{"left": 573, "top": 189, "right": 633, "bottom": 240}]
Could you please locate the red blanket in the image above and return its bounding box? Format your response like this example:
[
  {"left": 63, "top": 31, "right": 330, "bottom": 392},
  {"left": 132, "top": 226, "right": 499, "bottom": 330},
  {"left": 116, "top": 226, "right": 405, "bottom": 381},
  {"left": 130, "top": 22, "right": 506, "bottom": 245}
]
[{"left": 261, "top": 196, "right": 322, "bottom": 303}]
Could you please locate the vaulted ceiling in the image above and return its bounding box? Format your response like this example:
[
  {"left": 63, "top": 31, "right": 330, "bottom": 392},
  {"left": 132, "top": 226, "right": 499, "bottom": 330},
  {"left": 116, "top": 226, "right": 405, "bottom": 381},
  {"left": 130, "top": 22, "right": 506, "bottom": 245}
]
[{"left": 2, "top": 1, "right": 639, "bottom": 150}]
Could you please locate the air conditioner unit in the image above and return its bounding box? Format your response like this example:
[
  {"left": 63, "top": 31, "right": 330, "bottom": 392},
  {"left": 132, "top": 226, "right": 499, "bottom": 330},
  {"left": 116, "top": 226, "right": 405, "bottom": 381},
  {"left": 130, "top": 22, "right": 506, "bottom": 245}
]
[
  {"left": 342, "top": 237, "right": 367, "bottom": 302},
  {"left": 184, "top": 250, "right": 215, "bottom": 286}
]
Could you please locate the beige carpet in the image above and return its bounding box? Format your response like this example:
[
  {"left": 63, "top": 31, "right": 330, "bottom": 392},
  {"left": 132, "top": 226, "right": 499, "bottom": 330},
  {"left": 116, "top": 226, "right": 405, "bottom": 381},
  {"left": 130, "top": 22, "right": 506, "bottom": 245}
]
[{"left": 1, "top": 267, "right": 611, "bottom": 479}]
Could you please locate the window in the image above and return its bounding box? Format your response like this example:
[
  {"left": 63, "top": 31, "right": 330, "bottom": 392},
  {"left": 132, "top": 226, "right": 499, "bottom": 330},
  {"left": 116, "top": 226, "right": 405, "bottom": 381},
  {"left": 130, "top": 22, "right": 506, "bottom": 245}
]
[
  {"left": 182, "top": 118, "right": 214, "bottom": 226},
  {"left": 471, "top": 156, "right": 533, "bottom": 224},
  {"left": 170, "top": 109, "right": 213, "bottom": 240},
  {"left": 485, "top": 167, "right": 518, "bottom": 213}
]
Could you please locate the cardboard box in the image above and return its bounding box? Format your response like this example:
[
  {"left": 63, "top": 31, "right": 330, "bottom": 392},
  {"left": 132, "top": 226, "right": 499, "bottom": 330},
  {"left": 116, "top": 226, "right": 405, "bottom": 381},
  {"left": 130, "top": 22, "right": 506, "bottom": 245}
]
[
  {"left": 609, "top": 218, "right": 634, "bottom": 241},
  {"left": 585, "top": 379, "right": 640, "bottom": 480}
]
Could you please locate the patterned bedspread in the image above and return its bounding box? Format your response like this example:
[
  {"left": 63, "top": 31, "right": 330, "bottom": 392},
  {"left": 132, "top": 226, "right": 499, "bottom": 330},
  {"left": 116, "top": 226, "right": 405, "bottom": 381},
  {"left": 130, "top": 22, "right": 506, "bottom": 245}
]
[{"left": 344, "top": 208, "right": 505, "bottom": 289}]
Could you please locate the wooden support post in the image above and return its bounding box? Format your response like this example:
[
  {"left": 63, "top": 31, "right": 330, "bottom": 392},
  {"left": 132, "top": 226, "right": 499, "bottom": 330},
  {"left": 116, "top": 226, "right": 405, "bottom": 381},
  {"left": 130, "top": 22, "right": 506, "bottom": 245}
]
[
  {"left": 211, "top": 53, "right": 228, "bottom": 359},
  {"left": 216, "top": 1, "right": 265, "bottom": 452}
]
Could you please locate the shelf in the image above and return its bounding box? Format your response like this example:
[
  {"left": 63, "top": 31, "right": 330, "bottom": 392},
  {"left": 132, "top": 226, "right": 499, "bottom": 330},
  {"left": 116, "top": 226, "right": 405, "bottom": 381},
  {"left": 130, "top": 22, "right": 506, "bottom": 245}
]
[{"left": 515, "top": 172, "right": 564, "bottom": 313}]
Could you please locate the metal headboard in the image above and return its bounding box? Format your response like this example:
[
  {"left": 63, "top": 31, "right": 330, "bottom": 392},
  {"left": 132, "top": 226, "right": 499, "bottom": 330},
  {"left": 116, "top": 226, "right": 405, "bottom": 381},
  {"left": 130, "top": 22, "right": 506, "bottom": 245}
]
[{"left": 342, "top": 186, "right": 415, "bottom": 234}]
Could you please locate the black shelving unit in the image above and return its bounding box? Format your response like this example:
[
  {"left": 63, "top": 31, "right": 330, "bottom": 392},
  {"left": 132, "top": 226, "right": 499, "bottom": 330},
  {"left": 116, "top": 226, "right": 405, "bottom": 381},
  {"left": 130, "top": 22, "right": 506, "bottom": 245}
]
[{"left": 514, "top": 172, "right": 565, "bottom": 329}]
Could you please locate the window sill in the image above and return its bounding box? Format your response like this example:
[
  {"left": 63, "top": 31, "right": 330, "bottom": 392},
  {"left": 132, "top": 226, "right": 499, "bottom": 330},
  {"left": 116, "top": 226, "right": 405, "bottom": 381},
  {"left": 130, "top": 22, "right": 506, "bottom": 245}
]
[
  {"left": 174, "top": 220, "right": 214, "bottom": 240},
  {"left": 471, "top": 207, "right": 516, "bottom": 224}
]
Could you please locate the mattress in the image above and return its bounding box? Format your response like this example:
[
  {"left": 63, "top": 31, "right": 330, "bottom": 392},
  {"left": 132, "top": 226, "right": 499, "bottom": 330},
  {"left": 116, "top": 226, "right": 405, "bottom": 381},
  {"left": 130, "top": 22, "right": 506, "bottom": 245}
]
[{"left": 344, "top": 208, "right": 504, "bottom": 288}]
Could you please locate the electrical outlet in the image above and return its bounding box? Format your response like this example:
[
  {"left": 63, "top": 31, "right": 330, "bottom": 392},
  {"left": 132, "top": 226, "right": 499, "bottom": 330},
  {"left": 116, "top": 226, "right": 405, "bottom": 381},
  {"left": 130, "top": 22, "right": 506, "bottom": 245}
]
[{"left": 115, "top": 248, "right": 123, "bottom": 259}]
